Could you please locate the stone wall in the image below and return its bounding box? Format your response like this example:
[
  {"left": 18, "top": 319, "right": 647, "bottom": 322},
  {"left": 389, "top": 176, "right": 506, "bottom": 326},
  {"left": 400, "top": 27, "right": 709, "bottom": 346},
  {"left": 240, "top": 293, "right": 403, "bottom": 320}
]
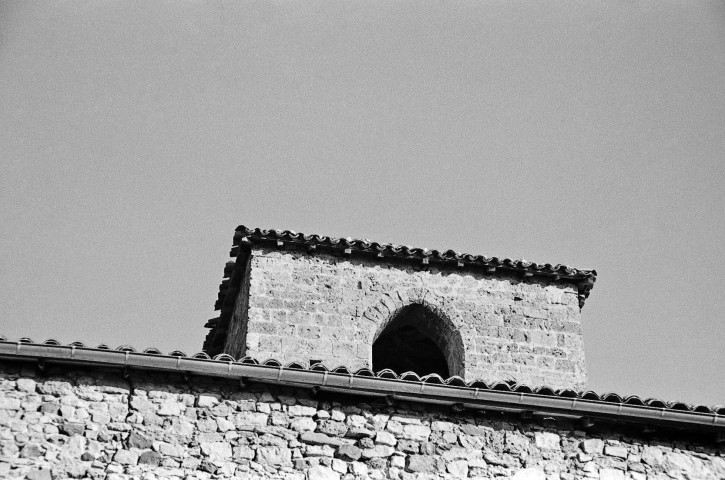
[
  {"left": 2, "top": 363, "right": 722, "bottom": 480},
  {"left": 223, "top": 248, "right": 587, "bottom": 390}
]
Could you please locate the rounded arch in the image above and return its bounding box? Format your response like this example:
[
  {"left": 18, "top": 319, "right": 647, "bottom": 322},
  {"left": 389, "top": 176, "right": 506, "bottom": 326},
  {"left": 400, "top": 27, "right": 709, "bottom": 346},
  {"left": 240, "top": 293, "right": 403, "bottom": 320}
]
[{"left": 364, "top": 292, "right": 466, "bottom": 378}]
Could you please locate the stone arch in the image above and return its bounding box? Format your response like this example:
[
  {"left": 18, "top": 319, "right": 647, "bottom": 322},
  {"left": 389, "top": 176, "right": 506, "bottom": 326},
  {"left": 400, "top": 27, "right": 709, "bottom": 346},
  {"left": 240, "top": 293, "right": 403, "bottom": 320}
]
[{"left": 362, "top": 290, "right": 466, "bottom": 378}]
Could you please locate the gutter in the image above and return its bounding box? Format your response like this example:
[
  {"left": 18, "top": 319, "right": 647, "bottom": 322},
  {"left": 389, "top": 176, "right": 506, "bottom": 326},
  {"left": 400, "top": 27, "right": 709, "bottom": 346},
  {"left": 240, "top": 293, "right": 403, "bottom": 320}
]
[{"left": 0, "top": 341, "right": 721, "bottom": 434}]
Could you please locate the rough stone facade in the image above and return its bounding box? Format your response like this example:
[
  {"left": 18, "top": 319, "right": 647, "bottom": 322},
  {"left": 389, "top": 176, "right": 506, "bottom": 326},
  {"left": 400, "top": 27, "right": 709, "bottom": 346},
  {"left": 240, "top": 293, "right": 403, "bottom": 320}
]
[
  {"left": 1, "top": 364, "right": 723, "bottom": 480},
  {"left": 223, "top": 248, "right": 587, "bottom": 390}
]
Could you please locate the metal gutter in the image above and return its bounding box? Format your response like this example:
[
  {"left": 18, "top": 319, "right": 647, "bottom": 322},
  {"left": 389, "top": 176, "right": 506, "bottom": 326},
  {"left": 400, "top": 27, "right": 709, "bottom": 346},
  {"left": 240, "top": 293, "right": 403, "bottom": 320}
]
[{"left": 0, "top": 341, "right": 721, "bottom": 433}]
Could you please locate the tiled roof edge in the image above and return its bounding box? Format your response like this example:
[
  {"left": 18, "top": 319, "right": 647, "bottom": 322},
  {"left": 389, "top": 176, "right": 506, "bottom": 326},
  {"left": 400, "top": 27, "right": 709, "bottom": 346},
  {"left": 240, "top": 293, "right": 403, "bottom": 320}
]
[
  {"left": 1, "top": 337, "right": 722, "bottom": 434},
  {"left": 232, "top": 225, "right": 597, "bottom": 283}
]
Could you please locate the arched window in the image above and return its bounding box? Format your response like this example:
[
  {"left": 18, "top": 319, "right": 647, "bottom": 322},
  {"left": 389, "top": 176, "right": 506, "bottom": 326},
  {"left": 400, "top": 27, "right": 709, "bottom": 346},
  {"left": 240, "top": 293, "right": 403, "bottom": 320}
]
[{"left": 372, "top": 303, "right": 463, "bottom": 378}]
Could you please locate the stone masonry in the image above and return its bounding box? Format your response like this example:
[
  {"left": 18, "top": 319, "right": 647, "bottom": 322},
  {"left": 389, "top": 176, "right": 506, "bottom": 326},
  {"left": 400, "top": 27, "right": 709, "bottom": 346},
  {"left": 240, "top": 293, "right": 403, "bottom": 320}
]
[
  {"left": 222, "top": 248, "right": 587, "bottom": 390},
  {"left": 1, "top": 364, "right": 723, "bottom": 480}
]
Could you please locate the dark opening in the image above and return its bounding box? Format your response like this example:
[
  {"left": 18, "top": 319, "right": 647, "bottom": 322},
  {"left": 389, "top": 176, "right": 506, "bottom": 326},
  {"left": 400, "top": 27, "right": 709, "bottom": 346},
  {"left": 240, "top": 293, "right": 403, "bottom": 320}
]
[{"left": 372, "top": 304, "right": 450, "bottom": 378}]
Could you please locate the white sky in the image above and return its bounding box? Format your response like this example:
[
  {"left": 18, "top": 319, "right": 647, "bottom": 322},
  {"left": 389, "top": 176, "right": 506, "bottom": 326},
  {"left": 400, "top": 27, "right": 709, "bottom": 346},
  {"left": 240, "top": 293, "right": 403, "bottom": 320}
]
[{"left": 1, "top": 1, "right": 723, "bottom": 405}]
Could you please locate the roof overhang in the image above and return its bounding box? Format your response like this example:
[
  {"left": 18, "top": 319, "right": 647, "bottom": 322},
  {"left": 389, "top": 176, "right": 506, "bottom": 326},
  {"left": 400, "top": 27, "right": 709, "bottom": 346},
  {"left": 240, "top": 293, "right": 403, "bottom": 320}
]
[{"left": 1, "top": 339, "right": 721, "bottom": 437}]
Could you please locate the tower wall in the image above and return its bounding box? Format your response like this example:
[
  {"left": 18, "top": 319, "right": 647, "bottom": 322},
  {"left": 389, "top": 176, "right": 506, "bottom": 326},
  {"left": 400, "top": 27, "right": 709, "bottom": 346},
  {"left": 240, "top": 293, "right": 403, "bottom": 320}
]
[{"left": 223, "top": 247, "right": 587, "bottom": 390}]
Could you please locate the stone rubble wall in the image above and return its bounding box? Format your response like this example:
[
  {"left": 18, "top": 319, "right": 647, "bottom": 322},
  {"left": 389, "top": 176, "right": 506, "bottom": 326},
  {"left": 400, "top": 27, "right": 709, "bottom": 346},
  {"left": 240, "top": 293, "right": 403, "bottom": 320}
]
[
  {"left": 224, "top": 248, "right": 587, "bottom": 390},
  {"left": 1, "top": 364, "right": 723, "bottom": 480}
]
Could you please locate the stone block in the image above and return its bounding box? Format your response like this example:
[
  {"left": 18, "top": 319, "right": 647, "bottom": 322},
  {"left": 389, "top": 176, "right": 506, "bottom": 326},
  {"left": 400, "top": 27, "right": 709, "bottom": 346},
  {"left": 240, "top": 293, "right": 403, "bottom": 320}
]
[
  {"left": 431, "top": 421, "right": 454, "bottom": 432},
  {"left": 641, "top": 446, "right": 664, "bottom": 466},
  {"left": 290, "top": 417, "right": 317, "bottom": 432},
  {"left": 306, "top": 444, "right": 336, "bottom": 457},
  {"left": 375, "top": 431, "right": 397, "bottom": 446},
  {"left": 307, "top": 465, "right": 340, "bottom": 480},
  {"left": 0, "top": 397, "right": 21, "bottom": 410},
  {"left": 335, "top": 444, "right": 362, "bottom": 461},
  {"left": 127, "top": 431, "right": 152, "bottom": 449},
  {"left": 345, "top": 427, "right": 374, "bottom": 439},
  {"left": 234, "top": 445, "right": 255, "bottom": 459},
  {"left": 16, "top": 378, "right": 37, "bottom": 392},
  {"left": 581, "top": 438, "right": 604, "bottom": 455},
  {"left": 138, "top": 450, "right": 162, "bottom": 466},
  {"left": 361, "top": 445, "right": 395, "bottom": 458},
  {"left": 331, "top": 458, "right": 347, "bottom": 473},
  {"left": 59, "top": 422, "right": 84, "bottom": 436},
  {"left": 407, "top": 455, "right": 437, "bottom": 472},
  {"left": 196, "top": 394, "right": 219, "bottom": 407},
  {"left": 442, "top": 447, "right": 482, "bottom": 461},
  {"left": 257, "top": 446, "right": 292, "bottom": 465},
  {"left": 604, "top": 445, "right": 628, "bottom": 459},
  {"left": 200, "top": 441, "right": 232, "bottom": 459},
  {"left": 114, "top": 449, "right": 138, "bottom": 465},
  {"left": 350, "top": 461, "right": 368, "bottom": 475},
  {"left": 534, "top": 432, "right": 560, "bottom": 450},
  {"left": 236, "top": 411, "right": 269, "bottom": 427},
  {"left": 25, "top": 469, "right": 52, "bottom": 480},
  {"left": 290, "top": 405, "right": 318, "bottom": 417},
  {"left": 511, "top": 468, "right": 546, "bottom": 480},
  {"left": 402, "top": 424, "right": 431, "bottom": 441},
  {"left": 300, "top": 432, "right": 343, "bottom": 447},
  {"left": 599, "top": 468, "right": 625, "bottom": 480},
  {"left": 447, "top": 460, "right": 469, "bottom": 478},
  {"left": 317, "top": 420, "right": 348, "bottom": 437}
]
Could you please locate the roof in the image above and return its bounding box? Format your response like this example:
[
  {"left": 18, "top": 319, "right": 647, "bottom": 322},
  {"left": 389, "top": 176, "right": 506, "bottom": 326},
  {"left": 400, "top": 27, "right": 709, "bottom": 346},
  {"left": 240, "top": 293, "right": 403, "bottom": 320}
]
[
  {"left": 231, "top": 225, "right": 597, "bottom": 282},
  {"left": 1, "top": 337, "right": 722, "bottom": 435},
  {"left": 203, "top": 225, "right": 598, "bottom": 354}
]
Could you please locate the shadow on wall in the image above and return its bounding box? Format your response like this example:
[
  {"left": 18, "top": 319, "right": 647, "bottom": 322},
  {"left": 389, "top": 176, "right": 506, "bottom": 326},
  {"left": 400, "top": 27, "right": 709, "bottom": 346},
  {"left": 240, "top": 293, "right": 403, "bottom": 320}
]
[{"left": 372, "top": 303, "right": 461, "bottom": 378}]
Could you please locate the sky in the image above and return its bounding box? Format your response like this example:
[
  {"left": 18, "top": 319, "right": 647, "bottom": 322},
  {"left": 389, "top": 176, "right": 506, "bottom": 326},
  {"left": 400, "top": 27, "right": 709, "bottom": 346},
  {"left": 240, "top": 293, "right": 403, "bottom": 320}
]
[{"left": 1, "top": 1, "right": 723, "bottom": 406}]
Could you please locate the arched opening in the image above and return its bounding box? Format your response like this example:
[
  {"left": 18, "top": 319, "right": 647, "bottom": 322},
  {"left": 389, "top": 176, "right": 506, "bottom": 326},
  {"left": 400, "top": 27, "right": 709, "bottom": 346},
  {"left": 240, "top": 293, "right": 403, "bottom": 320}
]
[{"left": 372, "top": 304, "right": 455, "bottom": 378}]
